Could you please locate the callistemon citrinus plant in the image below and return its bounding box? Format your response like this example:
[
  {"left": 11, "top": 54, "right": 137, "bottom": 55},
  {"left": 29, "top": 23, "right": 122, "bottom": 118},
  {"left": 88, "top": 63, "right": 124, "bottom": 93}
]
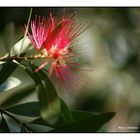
[
  {"left": 27, "top": 13, "right": 88, "bottom": 91},
  {"left": 0, "top": 9, "right": 115, "bottom": 133}
]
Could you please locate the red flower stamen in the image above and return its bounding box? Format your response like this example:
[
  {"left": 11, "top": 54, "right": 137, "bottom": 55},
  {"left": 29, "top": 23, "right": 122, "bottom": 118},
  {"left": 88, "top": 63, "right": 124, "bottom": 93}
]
[{"left": 28, "top": 12, "right": 88, "bottom": 91}]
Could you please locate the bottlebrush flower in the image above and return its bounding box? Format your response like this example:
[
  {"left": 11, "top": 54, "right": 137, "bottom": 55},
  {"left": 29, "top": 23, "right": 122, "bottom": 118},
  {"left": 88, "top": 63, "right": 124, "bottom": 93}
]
[{"left": 28, "top": 12, "right": 88, "bottom": 91}]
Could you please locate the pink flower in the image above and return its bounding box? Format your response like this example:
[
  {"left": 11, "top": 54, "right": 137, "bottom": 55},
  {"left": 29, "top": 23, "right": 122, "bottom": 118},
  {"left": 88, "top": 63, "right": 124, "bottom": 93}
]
[{"left": 28, "top": 12, "right": 88, "bottom": 91}]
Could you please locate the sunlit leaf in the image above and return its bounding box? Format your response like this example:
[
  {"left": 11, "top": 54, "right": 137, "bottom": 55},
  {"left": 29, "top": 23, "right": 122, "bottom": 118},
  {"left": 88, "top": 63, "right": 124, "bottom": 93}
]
[
  {"left": 4, "top": 115, "right": 21, "bottom": 133},
  {"left": 0, "top": 61, "right": 6, "bottom": 65},
  {"left": 49, "top": 112, "right": 115, "bottom": 132},
  {"left": 0, "top": 76, "right": 21, "bottom": 92},
  {"left": 30, "top": 98, "right": 73, "bottom": 128},
  {"left": 0, "top": 114, "right": 10, "bottom": 132},
  {"left": 10, "top": 36, "right": 31, "bottom": 56},
  {"left": 6, "top": 102, "right": 40, "bottom": 117},
  {"left": 0, "top": 85, "right": 35, "bottom": 107}
]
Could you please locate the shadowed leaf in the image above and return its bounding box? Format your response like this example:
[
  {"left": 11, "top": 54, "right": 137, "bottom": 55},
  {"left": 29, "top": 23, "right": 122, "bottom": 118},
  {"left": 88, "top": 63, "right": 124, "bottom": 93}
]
[
  {"left": 0, "top": 60, "right": 17, "bottom": 85},
  {"left": 60, "top": 99, "right": 73, "bottom": 123},
  {"left": 49, "top": 112, "right": 115, "bottom": 132},
  {"left": 30, "top": 111, "right": 115, "bottom": 132},
  {"left": 6, "top": 102, "right": 40, "bottom": 117},
  {"left": 0, "top": 114, "right": 10, "bottom": 132},
  {"left": 20, "top": 126, "right": 29, "bottom": 133}
]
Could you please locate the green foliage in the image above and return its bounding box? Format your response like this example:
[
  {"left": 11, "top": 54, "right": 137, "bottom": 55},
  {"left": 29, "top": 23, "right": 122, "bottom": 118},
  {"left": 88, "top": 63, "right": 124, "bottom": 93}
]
[
  {"left": 0, "top": 36, "right": 31, "bottom": 85},
  {"left": 60, "top": 99, "right": 73, "bottom": 123},
  {"left": 0, "top": 61, "right": 6, "bottom": 65},
  {"left": 6, "top": 102, "right": 40, "bottom": 117},
  {"left": 0, "top": 114, "right": 10, "bottom": 132},
  {"left": 0, "top": 85, "right": 35, "bottom": 108},
  {"left": 49, "top": 112, "right": 115, "bottom": 132},
  {"left": 10, "top": 37, "right": 31, "bottom": 56},
  {"left": 0, "top": 60, "right": 18, "bottom": 85},
  {"left": 20, "top": 126, "right": 28, "bottom": 133},
  {"left": 30, "top": 111, "right": 115, "bottom": 132},
  {"left": 0, "top": 8, "right": 118, "bottom": 133},
  {"left": 0, "top": 61, "right": 115, "bottom": 132},
  {"left": 27, "top": 66, "right": 61, "bottom": 124}
]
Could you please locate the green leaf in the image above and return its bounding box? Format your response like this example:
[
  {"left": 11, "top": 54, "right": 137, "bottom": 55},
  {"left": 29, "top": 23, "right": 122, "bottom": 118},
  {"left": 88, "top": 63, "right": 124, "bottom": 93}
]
[
  {"left": 4, "top": 115, "right": 21, "bottom": 132},
  {"left": 49, "top": 112, "right": 115, "bottom": 132},
  {"left": 0, "top": 37, "right": 31, "bottom": 85},
  {"left": 0, "top": 52, "right": 26, "bottom": 85},
  {"left": 0, "top": 114, "right": 10, "bottom": 132},
  {"left": 0, "top": 60, "right": 18, "bottom": 85},
  {"left": 36, "top": 70, "right": 60, "bottom": 124},
  {"left": 6, "top": 102, "right": 40, "bottom": 117},
  {"left": 30, "top": 111, "right": 115, "bottom": 132},
  {"left": 0, "top": 61, "right": 6, "bottom": 65},
  {"left": 60, "top": 99, "right": 73, "bottom": 123},
  {"left": 71, "top": 110, "right": 95, "bottom": 120},
  {"left": 26, "top": 123, "right": 52, "bottom": 132},
  {"left": 10, "top": 36, "right": 31, "bottom": 56},
  {"left": 0, "top": 76, "right": 21, "bottom": 92},
  {"left": 26, "top": 65, "right": 61, "bottom": 124},
  {"left": 30, "top": 117, "right": 52, "bottom": 127},
  {"left": 0, "top": 85, "right": 35, "bottom": 107},
  {"left": 20, "top": 126, "right": 28, "bottom": 133}
]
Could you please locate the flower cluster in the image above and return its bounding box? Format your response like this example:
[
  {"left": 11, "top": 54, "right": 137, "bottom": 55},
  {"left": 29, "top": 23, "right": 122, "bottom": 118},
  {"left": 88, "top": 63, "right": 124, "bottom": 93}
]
[{"left": 28, "top": 12, "right": 87, "bottom": 91}]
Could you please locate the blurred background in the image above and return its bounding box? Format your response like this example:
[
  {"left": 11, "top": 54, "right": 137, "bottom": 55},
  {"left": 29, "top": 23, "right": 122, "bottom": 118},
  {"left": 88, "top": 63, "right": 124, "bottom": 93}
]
[{"left": 0, "top": 7, "right": 140, "bottom": 132}]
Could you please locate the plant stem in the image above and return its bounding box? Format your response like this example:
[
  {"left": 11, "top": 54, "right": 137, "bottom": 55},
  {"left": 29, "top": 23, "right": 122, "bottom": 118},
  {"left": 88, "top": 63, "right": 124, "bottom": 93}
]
[
  {"left": 0, "top": 55, "right": 46, "bottom": 61},
  {"left": 0, "top": 108, "right": 36, "bottom": 132}
]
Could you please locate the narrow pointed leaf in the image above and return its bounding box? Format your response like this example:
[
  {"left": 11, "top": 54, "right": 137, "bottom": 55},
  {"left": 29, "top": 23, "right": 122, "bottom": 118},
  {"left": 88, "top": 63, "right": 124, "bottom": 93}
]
[
  {"left": 37, "top": 70, "right": 60, "bottom": 124},
  {"left": 60, "top": 99, "right": 73, "bottom": 123},
  {"left": 20, "top": 126, "right": 28, "bottom": 133},
  {"left": 27, "top": 65, "right": 61, "bottom": 124},
  {"left": 0, "top": 114, "right": 10, "bottom": 132},
  {"left": 0, "top": 60, "right": 17, "bottom": 84},
  {"left": 6, "top": 102, "right": 40, "bottom": 117},
  {"left": 0, "top": 85, "right": 35, "bottom": 107},
  {"left": 0, "top": 52, "right": 26, "bottom": 85},
  {"left": 0, "top": 76, "right": 21, "bottom": 92},
  {"left": 0, "top": 61, "right": 6, "bottom": 65},
  {"left": 10, "top": 36, "right": 31, "bottom": 56},
  {"left": 49, "top": 112, "right": 115, "bottom": 132}
]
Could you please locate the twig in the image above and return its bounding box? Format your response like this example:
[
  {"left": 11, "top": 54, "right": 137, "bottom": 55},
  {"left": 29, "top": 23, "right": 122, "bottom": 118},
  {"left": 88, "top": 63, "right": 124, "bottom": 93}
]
[{"left": 0, "top": 55, "right": 47, "bottom": 61}]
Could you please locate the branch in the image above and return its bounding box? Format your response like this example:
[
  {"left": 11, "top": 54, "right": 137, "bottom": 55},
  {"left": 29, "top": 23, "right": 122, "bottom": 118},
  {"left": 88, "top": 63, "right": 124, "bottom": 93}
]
[{"left": 0, "top": 55, "right": 47, "bottom": 61}]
